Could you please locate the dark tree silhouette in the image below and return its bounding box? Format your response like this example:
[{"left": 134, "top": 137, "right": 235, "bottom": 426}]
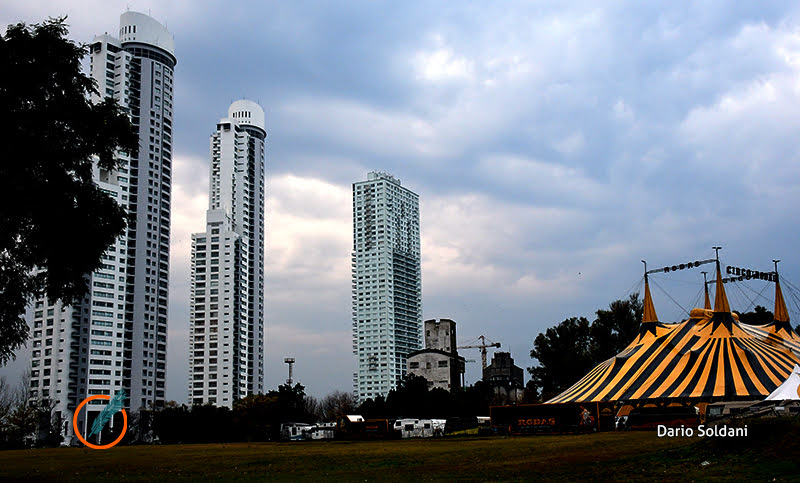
[
  {"left": 736, "top": 305, "right": 774, "bottom": 325},
  {"left": 527, "top": 295, "right": 651, "bottom": 401},
  {"left": 0, "top": 18, "right": 137, "bottom": 364},
  {"left": 528, "top": 317, "right": 594, "bottom": 401},
  {"left": 590, "top": 293, "right": 643, "bottom": 361},
  {"left": 317, "top": 390, "right": 358, "bottom": 421}
]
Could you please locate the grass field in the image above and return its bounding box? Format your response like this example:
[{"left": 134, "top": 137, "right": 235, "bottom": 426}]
[{"left": 1, "top": 420, "right": 798, "bottom": 481}]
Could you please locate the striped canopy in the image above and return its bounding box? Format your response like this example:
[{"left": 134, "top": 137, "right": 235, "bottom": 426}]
[
  {"left": 741, "top": 280, "right": 800, "bottom": 358},
  {"left": 547, "top": 264, "right": 800, "bottom": 404}
]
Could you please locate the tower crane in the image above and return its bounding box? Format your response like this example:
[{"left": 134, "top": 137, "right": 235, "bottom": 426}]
[{"left": 457, "top": 335, "right": 500, "bottom": 371}]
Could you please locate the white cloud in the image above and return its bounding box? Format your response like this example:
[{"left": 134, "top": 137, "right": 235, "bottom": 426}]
[
  {"left": 552, "top": 131, "right": 585, "bottom": 157},
  {"left": 476, "top": 155, "right": 608, "bottom": 205},
  {"left": 278, "top": 97, "right": 448, "bottom": 159},
  {"left": 612, "top": 99, "right": 635, "bottom": 123},
  {"left": 421, "top": 191, "right": 604, "bottom": 300},
  {"left": 414, "top": 47, "right": 474, "bottom": 82},
  {"left": 678, "top": 24, "right": 800, "bottom": 191}
]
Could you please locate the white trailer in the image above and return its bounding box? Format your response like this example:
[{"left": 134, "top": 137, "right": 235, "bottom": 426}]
[
  {"left": 280, "top": 423, "right": 312, "bottom": 441},
  {"left": 393, "top": 418, "right": 447, "bottom": 438}
]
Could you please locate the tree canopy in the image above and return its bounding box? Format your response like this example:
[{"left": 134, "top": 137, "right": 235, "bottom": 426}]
[
  {"left": 528, "top": 316, "right": 594, "bottom": 401},
  {"left": 735, "top": 305, "right": 773, "bottom": 325},
  {"left": 0, "top": 18, "right": 136, "bottom": 364},
  {"left": 527, "top": 293, "right": 644, "bottom": 401},
  {"left": 589, "top": 293, "right": 643, "bottom": 362}
]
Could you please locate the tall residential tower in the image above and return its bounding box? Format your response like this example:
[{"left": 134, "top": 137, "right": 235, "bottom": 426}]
[
  {"left": 189, "top": 100, "right": 266, "bottom": 407},
  {"left": 352, "top": 172, "right": 422, "bottom": 401},
  {"left": 26, "top": 11, "right": 175, "bottom": 442}
]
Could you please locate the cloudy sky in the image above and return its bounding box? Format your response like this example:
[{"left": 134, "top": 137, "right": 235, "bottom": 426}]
[{"left": 3, "top": 1, "right": 800, "bottom": 402}]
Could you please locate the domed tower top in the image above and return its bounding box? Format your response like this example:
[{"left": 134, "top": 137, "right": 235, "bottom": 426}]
[
  {"left": 119, "top": 11, "right": 176, "bottom": 65},
  {"left": 227, "top": 99, "right": 266, "bottom": 137}
]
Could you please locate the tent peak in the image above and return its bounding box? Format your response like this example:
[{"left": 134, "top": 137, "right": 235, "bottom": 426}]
[
  {"left": 713, "top": 259, "right": 731, "bottom": 313},
  {"left": 642, "top": 274, "right": 658, "bottom": 324},
  {"left": 702, "top": 271, "right": 711, "bottom": 310},
  {"left": 774, "top": 263, "right": 790, "bottom": 323}
]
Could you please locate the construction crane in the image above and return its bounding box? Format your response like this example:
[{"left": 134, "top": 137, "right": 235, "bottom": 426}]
[{"left": 457, "top": 335, "right": 500, "bottom": 371}]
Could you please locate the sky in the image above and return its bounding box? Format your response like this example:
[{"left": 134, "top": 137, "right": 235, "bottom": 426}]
[{"left": 2, "top": 1, "right": 800, "bottom": 402}]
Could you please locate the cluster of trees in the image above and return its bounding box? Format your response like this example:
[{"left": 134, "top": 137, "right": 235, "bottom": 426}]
[
  {"left": 130, "top": 377, "right": 499, "bottom": 444},
  {"left": 525, "top": 293, "right": 789, "bottom": 402},
  {"left": 0, "top": 375, "right": 62, "bottom": 449},
  {"left": 357, "top": 375, "right": 501, "bottom": 420},
  {"left": 735, "top": 305, "right": 774, "bottom": 325},
  {"left": 0, "top": 372, "right": 512, "bottom": 446},
  {"left": 136, "top": 384, "right": 313, "bottom": 443},
  {"left": 526, "top": 294, "right": 644, "bottom": 402}
]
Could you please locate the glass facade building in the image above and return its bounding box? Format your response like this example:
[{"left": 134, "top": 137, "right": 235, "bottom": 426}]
[{"left": 352, "top": 172, "right": 422, "bottom": 402}]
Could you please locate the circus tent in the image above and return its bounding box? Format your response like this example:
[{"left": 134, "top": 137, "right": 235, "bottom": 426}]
[
  {"left": 547, "top": 261, "right": 800, "bottom": 405},
  {"left": 764, "top": 364, "right": 800, "bottom": 401},
  {"left": 740, "top": 278, "right": 800, "bottom": 358}
]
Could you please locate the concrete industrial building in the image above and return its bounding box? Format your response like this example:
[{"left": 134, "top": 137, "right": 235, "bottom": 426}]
[
  {"left": 483, "top": 352, "right": 525, "bottom": 403},
  {"left": 407, "top": 319, "right": 466, "bottom": 391},
  {"left": 26, "top": 11, "right": 175, "bottom": 441},
  {"left": 352, "top": 172, "right": 422, "bottom": 402},
  {"left": 189, "top": 100, "right": 266, "bottom": 407}
]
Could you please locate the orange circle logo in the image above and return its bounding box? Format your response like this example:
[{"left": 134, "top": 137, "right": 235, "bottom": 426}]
[{"left": 72, "top": 395, "right": 127, "bottom": 449}]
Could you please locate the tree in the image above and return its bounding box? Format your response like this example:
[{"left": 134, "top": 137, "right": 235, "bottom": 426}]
[
  {"left": 520, "top": 380, "right": 541, "bottom": 404},
  {"left": 318, "top": 390, "right": 358, "bottom": 421},
  {"left": 384, "top": 374, "right": 456, "bottom": 418},
  {"left": 0, "top": 18, "right": 137, "bottom": 364},
  {"left": 0, "top": 371, "right": 41, "bottom": 448},
  {"left": 736, "top": 305, "right": 774, "bottom": 325},
  {"left": 274, "top": 383, "right": 313, "bottom": 425},
  {"left": 528, "top": 317, "right": 594, "bottom": 401},
  {"left": 0, "top": 376, "right": 18, "bottom": 448},
  {"left": 232, "top": 394, "right": 278, "bottom": 441},
  {"left": 589, "top": 293, "right": 643, "bottom": 361},
  {"left": 527, "top": 294, "right": 648, "bottom": 401},
  {"left": 456, "top": 381, "right": 495, "bottom": 416},
  {"left": 357, "top": 395, "right": 388, "bottom": 419},
  {"left": 386, "top": 373, "right": 430, "bottom": 417}
]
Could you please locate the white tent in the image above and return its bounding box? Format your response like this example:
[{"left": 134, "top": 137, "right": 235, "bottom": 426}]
[{"left": 765, "top": 364, "right": 800, "bottom": 401}]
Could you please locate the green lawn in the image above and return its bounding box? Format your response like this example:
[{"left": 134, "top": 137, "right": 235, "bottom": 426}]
[{"left": 1, "top": 420, "right": 797, "bottom": 481}]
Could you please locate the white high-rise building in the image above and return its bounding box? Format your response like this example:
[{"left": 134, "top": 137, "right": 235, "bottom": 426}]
[
  {"left": 26, "top": 11, "right": 175, "bottom": 442},
  {"left": 352, "top": 172, "right": 422, "bottom": 402},
  {"left": 188, "top": 100, "right": 266, "bottom": 407}
]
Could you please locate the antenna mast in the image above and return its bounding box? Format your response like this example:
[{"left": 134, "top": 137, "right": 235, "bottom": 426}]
[{"left": 284, "top": 357, "right": 295, "bottom": 385}]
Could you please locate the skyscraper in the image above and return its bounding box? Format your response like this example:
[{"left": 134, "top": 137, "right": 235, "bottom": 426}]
[
  {"left": 352, "top": 172, "right": 422, "bottom": 402},
  {"left": 188, "top": 100, "right": 266, "bottom": 407},
  {"left": 26, "top": 11, "right": 175, "bottom": 442}
]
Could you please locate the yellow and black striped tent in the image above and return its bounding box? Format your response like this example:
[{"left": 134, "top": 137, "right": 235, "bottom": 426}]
[
  {"left": 547, "top": 264, "right": 800, "bottom": 404},
  {"left": 741, "top": 279, "right": 800, "bottom": 358}
]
